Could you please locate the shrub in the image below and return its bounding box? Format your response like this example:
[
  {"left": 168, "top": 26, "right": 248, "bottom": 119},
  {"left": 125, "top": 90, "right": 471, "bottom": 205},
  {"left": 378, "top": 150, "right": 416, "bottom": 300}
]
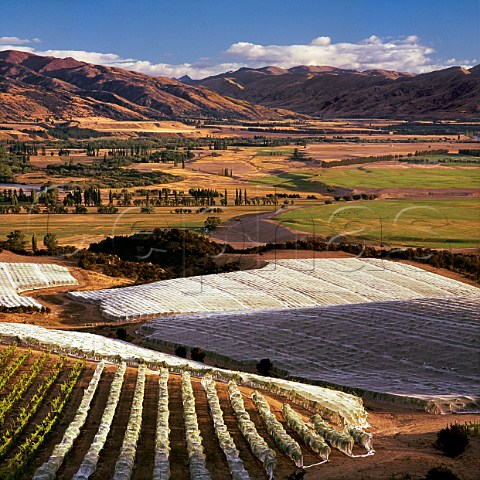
[
  {"left": 191, "top": 347, "right": 206, "bottom": 362},
  {"left": 116, "top": 328, "right": 127, "bottom": 341},
  {"left": 256, "top": 358, "right": 273, "bottom": 376},
  {"left": 204, "top": 216, "right": 221, "bottom": 231},
  {"left": 425, "top": 466, "right": 460, "bottom": 480},
  {"left": 175, "top": 346, "right": 187, "bottom": 358},
  {"left": 435, "top": 424, "right": 469, "bottom": 457},
  {"left": 140, "top": 206, "right": 155, "bottom": 214},
  {"left": 4, "top": 230, "right": 28, "bottom": 251},
  {"left": 43, "top": 232, "right": 59, "bottom": 255},
  {"left": 74, "top": 205, "right": 88, "bottom": 214}
]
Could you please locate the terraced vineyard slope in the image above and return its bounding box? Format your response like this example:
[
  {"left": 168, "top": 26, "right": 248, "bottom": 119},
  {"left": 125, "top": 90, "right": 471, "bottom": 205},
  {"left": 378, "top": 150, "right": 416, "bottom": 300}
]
[
  {"left": 0, "top": 262, "right": 78, "bottom": 311},
  {"left": 0, "top": 344, "right": 371, "bottom": 480},
  {"left": 68, "top": 258, "right": 479, "bottom": 321},
  {"left": 140, "top": 295, "right": 480, "bottom": 411}
]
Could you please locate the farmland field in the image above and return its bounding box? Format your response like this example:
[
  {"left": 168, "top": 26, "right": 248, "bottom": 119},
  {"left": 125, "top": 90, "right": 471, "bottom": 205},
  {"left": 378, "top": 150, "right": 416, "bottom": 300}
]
[
  {"left": 399, "top": 154, "right": 480, "bottom": 166},
  {"left": 0, "top": 206, "right": 274, "bottom": 246},
  {"left": 276, "top": 198, "right": 480, "bottom": 248},
  {"left": 3, "top": 124, "right": 479, "bottom": 249},
  {"left": 252, "top": 166, "right": 480, "bottom": 190},
  {"left": 304, "top": 165, "right": 480, "bottom": 189},
  {"left": 302, "top": 141, "right": 480, "bottom": 161}
]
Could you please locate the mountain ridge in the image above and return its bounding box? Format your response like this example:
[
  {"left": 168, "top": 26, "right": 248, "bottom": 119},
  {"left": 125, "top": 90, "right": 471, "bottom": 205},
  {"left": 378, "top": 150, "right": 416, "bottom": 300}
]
[
  {"left": 0, "top": 50, "right": 288, "bottom": 121},
  {"left": 0, "top": 50, "right": 478, "bottom": 121},
  {"left": 183, "top": 63, "right": 480, "bottom": 119}
]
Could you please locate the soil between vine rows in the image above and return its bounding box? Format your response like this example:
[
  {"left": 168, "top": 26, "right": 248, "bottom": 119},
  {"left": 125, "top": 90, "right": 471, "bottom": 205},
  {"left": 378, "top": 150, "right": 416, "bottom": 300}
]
[{"left": 0, "top": 346, "right": 479, "bottom": 480}]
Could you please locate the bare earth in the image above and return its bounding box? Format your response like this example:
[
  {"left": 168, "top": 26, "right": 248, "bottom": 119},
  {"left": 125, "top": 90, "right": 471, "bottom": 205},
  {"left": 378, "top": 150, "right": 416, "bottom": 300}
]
[
  {"left": 210, "top": 210, "right": 307, "bottom": 248},
  {"left": 304, "top": 141, "right": 480, "bottom": 162}
]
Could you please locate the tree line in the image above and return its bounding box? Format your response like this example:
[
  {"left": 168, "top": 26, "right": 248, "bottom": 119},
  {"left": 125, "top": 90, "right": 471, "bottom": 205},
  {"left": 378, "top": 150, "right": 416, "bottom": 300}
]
[{"left": 318, "top": 149, "right": 449, "bottom": 168}]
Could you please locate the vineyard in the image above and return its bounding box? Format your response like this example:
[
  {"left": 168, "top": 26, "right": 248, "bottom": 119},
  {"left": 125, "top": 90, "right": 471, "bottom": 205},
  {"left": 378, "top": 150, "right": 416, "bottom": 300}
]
[
  {"left": 0, "top": 262, "right": 77, "bottom": 310},
  {"left": 0, "top": 344, "right": 373, "bottom": 480},
  {"left": 140, "top": 295, "right": 480, "bottom": 410},
  {"left": 0, "top": 257, "right": 477, "bottom": 477},
  {"left": 0, "top": 346, "right": 85, "bottom": 480},
  {"left": 68, "top": 258, "right": 479, "bottom": 321}
]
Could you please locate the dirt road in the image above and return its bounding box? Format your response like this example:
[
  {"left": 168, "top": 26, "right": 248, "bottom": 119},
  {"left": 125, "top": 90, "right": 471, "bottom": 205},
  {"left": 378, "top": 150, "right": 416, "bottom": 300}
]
[{"left": 211, "top": 209, "right": 310, "bottom": 248}]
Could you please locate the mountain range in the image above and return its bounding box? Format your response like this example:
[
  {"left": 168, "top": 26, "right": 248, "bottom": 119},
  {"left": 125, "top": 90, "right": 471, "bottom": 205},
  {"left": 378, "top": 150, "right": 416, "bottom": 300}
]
[
  {"left": 0, "top": 50, "right": 284, "bottom": 121},
  {"left": 182, "top": 64, "right": 480, "bottom": 119},
  {"left": 0, "top": 50, "right": 478, "bottom": 121}
]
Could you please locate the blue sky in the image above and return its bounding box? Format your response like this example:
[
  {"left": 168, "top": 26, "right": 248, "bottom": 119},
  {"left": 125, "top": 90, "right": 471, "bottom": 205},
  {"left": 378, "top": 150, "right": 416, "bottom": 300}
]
[{"left": 0, "top": 0, "right": 478, "bottom": 78}]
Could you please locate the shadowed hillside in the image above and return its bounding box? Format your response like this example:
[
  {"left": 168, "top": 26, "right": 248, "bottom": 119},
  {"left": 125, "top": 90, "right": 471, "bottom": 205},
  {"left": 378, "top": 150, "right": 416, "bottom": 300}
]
[{"left": 184, "top": 64, "right": 480, "bottom": 119}]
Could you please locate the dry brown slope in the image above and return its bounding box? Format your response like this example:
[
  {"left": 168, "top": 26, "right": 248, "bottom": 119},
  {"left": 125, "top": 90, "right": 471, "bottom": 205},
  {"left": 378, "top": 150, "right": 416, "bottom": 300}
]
[{"left": 0, "top": 50, "right": 287, "bottom": 121}]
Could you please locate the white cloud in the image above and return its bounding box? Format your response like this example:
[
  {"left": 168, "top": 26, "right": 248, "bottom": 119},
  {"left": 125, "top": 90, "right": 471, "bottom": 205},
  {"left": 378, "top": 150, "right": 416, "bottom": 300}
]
[
  {"left": 225, "top": 35, "right": 442, "bottom": 72},
  {"left": 37, "top": 49, "right": 128, "bottom": 65},
  {"left": 0, "top": 36, "right": 36, "bottom": 45},
  {"left": 106, "top": 59, "right": 244, "bottom": 79},
  {"left": 0, "top": 43, "right": 242, "bottom": 78},
  {"left": 0, "top": 35, "right": 475, "bottom": 79}
]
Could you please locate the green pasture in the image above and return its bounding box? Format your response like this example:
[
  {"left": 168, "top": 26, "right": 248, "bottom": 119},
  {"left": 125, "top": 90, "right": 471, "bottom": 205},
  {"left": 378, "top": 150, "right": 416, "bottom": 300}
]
[
  {"left": 254, "top": 146, "right": 295, "bottom": 156},
  {"left": 251, "top": 173, "right": 328, "bottom": 193},
  {"left": 275, "top": 199, "right": 480, "bottom": 248},
  {"left": 253, "top": 167, "right": 480, "bottom": 190}
]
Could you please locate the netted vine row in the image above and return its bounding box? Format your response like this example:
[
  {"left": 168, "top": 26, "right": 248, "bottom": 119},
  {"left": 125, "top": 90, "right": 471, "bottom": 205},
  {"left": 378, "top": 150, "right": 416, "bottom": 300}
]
[
  {"left": 201, "top": 375, "right": 250, "bottom": 480},
  {"left": 228, "top": 381, "right": 276, "bottom": 479},
  {"left": 113, "top": 364, "right": 146, "bottom": 480},
  {"left": 349, "top": 426, "right": 374, "bottom": 453},
  {"left": 33, "top": 361, "right": 105, "bottom": 480},
  {"left": 72, "top": 362, "right": 126, "bottom": 480},
  {"left": 282, "top": 404, "right": 330, "bottom": 461},
  {"left": 153, "top": 368, "right": 170, "bottom": 480},
  {"left": 182, "top": 371, "right": 211, "bottom": 480},
  {"left": 310, "top": 415, "right": 354, "bottom": 456},
  {"left": 251, "top": 391, "right": 303, "bottom": 468}
]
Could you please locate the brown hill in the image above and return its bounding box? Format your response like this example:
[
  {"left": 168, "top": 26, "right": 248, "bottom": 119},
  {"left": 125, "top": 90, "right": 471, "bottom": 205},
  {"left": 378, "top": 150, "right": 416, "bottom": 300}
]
[
  {"left": 186, "top": 64, "right": 480, "bottom": 119},
  {"left": 0, "top": 50, "right": 286, "bottom": 121}
]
